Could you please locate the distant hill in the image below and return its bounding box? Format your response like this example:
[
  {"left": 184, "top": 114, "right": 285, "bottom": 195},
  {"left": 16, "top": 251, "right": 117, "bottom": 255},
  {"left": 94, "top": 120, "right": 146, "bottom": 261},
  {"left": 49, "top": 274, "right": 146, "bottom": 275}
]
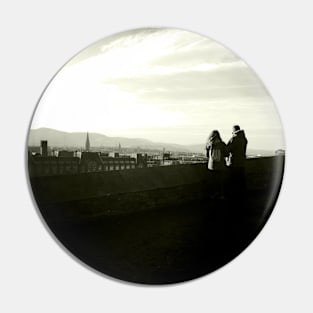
[
  {"left": 28, "top": 128, "right": 275, "bottom": 156},
  {"left": 28, "top": 128, "right": 195, "bottom": 153}
]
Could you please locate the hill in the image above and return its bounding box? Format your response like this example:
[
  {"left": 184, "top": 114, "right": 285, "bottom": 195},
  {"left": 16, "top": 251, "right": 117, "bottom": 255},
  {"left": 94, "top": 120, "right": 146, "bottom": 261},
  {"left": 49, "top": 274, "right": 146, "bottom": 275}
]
[
  {"left": 28, "top": 128, "right": 194, "bottom": 152},
  {"left": 28, "top": 128, "right": 275, "bottom": 155}
]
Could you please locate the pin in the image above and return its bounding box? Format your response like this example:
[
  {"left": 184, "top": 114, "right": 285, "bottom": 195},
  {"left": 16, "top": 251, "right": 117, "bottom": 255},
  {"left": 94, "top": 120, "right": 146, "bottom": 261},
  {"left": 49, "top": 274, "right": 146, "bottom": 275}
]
[{"left": 27, "top": 28, "right": 285, "bottom": 284}]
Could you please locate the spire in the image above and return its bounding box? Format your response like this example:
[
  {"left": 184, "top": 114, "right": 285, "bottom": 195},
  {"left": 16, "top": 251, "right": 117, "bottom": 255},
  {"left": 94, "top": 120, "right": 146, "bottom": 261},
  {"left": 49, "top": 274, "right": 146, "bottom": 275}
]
[{"left": 85, "top": 132, "right": 90, "bottom": 151}]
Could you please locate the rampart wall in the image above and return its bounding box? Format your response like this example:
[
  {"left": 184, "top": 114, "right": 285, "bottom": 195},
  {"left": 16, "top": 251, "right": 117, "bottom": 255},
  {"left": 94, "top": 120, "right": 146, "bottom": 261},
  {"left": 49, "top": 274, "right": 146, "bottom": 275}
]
[{"left": 29, "top": 156, "right": 284, "bottom": 221}]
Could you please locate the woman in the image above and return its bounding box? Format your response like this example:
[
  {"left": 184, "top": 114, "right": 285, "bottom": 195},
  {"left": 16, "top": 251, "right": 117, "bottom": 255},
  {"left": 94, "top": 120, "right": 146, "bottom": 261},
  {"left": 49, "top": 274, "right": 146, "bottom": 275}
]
[{"left": 206, "top": 130, "right": 227, "bottom": 199}]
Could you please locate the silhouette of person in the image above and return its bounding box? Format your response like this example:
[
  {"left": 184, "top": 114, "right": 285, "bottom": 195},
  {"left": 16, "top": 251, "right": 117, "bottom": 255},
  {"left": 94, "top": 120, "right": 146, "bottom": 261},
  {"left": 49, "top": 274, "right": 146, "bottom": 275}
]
[
  {"left": 206, "top": 130, "right": 227, "bottom": 199},
  {"left": 227, "top": 125, "right": 248, "bottom": 197}
]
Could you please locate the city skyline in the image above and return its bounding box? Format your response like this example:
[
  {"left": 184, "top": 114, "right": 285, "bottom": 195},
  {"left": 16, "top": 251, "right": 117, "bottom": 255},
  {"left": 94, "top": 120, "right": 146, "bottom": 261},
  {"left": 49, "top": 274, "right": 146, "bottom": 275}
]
[
  {"left": 31, "top": 28, "right": 285, "bottom": 151},
  {"left": 28, "top": 127, "right": 283, "bottom": 155}
]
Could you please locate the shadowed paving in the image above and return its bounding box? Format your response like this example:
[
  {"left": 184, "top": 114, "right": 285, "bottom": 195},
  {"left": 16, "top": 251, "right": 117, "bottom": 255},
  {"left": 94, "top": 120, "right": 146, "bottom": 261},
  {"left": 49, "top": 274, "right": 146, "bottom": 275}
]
[{"left": 48, "top": 193, "right": 266, "bottom": 284}]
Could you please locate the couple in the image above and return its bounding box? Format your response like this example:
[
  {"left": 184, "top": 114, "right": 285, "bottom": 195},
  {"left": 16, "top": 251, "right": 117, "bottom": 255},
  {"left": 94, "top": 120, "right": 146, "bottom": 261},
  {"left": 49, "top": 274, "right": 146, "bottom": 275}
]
[{"left": 206, "top": 125, "right": 248, "bottom": 199}]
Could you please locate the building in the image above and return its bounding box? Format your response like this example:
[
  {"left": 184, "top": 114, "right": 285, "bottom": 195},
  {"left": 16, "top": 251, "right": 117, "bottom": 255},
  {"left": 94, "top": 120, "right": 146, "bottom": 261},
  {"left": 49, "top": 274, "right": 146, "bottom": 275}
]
[
  {"left": 29, "top": 140, "right": 196, "bottom": 177},
  {"left": 28, "top": 153, "right": 80, "bottom": 177},
  {"left": 80, "top": 152, "right": 137, "bottom": 173},
  {"left": 40, "top": 140, "right": 48, "bottom": 156},
  {"left": 80, "top": 152, "right": 104, "bottom": 173},
  {"left": 58, "top": 150, "right": 74, "bottom": 157}
]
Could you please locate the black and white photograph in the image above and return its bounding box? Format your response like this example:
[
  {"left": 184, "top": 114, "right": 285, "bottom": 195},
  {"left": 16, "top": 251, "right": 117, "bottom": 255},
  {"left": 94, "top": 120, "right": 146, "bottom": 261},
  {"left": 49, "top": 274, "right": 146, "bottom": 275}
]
[
  {"left": 2, "top": 1, "right": 312, "bottom": 311},
  {"left": 27, "top": 28, "right": 284, "bottom": 284}
]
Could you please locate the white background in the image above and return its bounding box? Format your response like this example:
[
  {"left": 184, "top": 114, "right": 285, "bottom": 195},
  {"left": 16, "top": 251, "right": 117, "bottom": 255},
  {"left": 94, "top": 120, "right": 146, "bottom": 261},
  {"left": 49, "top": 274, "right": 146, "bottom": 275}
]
[{"left": 1, "top": 1, "right": 312, "bottom": 312}]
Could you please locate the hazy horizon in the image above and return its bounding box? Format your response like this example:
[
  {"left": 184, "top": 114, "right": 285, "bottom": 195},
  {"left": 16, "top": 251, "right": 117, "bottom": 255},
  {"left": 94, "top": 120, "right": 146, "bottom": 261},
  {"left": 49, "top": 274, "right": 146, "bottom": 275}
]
[
  {"left": 29, "top": 126, "right": 284, "bottom": 152},
  {"left": 31, "top": 28, "right": 285, "bottom": 151}
]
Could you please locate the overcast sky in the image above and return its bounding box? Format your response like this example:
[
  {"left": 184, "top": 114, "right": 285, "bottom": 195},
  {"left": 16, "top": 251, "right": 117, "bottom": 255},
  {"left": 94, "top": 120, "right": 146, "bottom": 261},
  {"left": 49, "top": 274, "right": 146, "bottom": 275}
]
[{"left": 31, "top": 28, "right": 284, "bottom": 150}]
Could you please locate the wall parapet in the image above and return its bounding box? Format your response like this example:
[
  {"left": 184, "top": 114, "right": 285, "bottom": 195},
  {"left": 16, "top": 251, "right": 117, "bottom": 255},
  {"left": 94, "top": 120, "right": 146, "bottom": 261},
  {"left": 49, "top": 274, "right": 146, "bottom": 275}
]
[{"left": 30, "top": 156, "right": 284, "bottom": 204}]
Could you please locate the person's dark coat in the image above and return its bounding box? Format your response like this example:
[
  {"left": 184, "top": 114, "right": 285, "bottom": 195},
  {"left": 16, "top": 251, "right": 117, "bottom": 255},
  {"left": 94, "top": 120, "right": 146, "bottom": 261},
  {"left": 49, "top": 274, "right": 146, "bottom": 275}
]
[{"left": 227, "top": 130, "right": 248, "bottom": 167}]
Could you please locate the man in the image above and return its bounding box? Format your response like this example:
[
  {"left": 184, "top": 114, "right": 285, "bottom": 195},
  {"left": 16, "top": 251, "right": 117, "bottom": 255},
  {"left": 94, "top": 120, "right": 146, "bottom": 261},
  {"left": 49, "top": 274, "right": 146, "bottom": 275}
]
[{"left": 227, "top": 125, "right": 248, "bottom": 196}]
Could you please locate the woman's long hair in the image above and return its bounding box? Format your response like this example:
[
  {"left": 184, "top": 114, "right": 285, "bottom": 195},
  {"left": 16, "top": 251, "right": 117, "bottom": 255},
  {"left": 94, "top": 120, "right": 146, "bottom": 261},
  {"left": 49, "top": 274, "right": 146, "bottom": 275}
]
[{"left": 207, "top": 130, "right": 222, "bottom": 146}]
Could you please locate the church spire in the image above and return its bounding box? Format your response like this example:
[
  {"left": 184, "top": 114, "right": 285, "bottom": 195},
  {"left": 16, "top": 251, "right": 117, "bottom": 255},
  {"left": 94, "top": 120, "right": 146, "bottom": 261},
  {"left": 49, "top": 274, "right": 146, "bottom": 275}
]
[{"left": 85, "top": 132, "right": 90, "bottom": 151}]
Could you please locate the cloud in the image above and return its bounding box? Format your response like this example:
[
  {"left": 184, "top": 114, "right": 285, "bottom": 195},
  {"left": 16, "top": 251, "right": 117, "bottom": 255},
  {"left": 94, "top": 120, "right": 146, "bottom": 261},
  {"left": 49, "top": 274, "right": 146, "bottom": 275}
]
[
  {"left": 32, "top": 27, "right": 284, "bottom": 149},
  {"left": 103, "top": 62, "right": 270, "bottom": 105}
]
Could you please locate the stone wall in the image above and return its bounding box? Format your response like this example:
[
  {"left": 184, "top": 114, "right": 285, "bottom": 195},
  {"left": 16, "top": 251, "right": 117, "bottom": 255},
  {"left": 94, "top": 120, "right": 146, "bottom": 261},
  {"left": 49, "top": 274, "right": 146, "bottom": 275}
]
[{"left": 29, "top": 156, "right": 284, "bottom": 221}]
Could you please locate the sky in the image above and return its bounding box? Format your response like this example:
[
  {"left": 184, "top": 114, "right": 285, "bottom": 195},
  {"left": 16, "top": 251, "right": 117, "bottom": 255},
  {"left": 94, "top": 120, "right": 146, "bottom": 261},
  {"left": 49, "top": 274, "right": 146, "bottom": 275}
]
[{"left": 31, "top": 28, "right": 285, "bottom": 150}]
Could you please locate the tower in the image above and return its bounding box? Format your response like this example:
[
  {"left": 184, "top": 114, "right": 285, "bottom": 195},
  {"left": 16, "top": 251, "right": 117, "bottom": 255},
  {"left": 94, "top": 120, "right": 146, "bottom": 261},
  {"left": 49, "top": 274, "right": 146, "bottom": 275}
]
[
  {"left": 85, "top": 132, "right": 90, "bottom": 151},
  {"left": 40, "top": 140, "right": 48, "bottom": 156}
]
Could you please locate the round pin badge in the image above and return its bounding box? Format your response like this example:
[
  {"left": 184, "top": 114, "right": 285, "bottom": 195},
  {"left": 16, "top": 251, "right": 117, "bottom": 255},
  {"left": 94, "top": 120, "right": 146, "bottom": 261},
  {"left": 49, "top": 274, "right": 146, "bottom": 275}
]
[{"left": 27, "top": 27, "right": 285, "bottom": 284}]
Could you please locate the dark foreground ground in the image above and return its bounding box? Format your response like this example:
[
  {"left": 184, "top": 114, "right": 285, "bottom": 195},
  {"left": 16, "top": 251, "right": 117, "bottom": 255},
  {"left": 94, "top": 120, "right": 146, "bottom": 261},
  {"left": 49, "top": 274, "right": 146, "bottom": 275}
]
[
  {"left": 46, "top": 188, "right": 273, "bottom": 284},
  {"left": 33, "top": 157, "right": 284, "bottom": 284}
]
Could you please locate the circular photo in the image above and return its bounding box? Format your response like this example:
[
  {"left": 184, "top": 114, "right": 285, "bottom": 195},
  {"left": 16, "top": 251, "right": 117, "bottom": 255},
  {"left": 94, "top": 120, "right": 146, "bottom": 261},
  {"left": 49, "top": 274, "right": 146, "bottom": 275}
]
[{"left": 27, "top": 28, "right": 285, "bottom": 284}]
